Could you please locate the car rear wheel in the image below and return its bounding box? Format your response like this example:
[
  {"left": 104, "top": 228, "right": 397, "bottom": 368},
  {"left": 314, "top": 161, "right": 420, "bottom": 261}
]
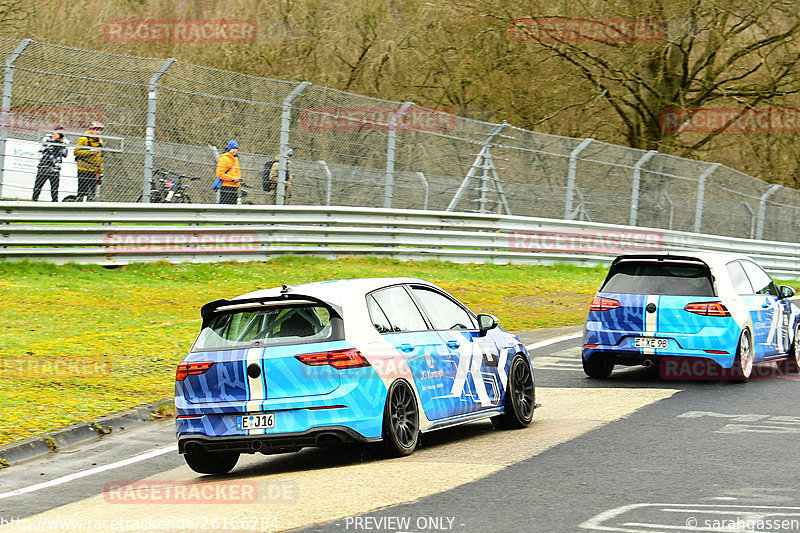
[
  {"left": 382, "top": 380, "right": 419, "bottom": 456},
  {"left": 731, "top": 329, "right": 754, "bottom": 382},
  {"left": 779, "top": 323, "right": 800, "bottom": 374},
  {"left": 183, "top": 448, "right": 239, "bottom": 475},
  {"left": 492, "top": 354, "right": 535, "bottom": 429},
  {"left": 582, "top": 355, "right": 614, "bottom": 378}
]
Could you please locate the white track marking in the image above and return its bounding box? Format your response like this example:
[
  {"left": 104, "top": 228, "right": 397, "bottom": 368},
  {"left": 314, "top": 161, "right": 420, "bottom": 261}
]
[
  {"left": 0, "top": 444, "right": 176, "bottom": 500},
  {"left": 525, "top": 332, "right": 582, "bottom": 352}
]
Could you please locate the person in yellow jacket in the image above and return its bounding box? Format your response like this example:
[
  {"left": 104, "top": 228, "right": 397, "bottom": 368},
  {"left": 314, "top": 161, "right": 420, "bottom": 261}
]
[
  {"left": 216, "top": 140, "right": 241, "bottom": 204},
  {"left": 73, "top": 121, "right": 104, "bottom": 201}
]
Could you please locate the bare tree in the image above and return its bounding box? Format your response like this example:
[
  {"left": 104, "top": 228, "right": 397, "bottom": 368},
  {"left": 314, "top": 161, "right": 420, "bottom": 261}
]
[{"left": 460, "top": 0, "right": 800, "bottom": 156}]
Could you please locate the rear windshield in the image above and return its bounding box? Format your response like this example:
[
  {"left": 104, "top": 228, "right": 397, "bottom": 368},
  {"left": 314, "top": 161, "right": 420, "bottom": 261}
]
[
  {"left": 601, "top": 261, "right": 715, "bottom": 296},
  {"left": 191, "top": 304, "right": 341, "bottom": 352}
]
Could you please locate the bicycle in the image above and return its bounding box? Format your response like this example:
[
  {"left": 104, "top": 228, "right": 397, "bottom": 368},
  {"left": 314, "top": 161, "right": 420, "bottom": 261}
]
[{"left": 136, "top": 169, "right": 199, "bottom": 203}]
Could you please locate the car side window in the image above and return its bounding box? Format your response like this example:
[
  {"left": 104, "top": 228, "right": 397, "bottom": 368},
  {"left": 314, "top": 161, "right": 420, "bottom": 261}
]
[
  {"left": 366, "top": 294, "right": 393, "bottom": 333},
  {"left": 726, "top": 261, "right": 754, "bottom": 295},
  {"left": 411, "top": 287, "right": 477, "bottom": 330},
  {"left": 370, "top": 286, "right": 428, "bottom": 332},
  {"left": 741, "top": 261, "right": 779, "bottom": 296}
]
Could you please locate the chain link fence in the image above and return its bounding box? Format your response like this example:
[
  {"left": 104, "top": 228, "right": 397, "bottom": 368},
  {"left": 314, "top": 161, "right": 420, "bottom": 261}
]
[{"left": 2, "top": 38, "right": 799, "bottom": 243}]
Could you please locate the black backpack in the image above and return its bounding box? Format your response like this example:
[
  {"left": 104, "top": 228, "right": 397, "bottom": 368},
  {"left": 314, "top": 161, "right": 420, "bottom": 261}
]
[{"left": 262, "top": 159, "right": 277, "bottom": 191}]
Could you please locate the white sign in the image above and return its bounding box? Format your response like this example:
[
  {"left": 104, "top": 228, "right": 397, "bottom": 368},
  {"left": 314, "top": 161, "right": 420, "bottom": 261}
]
[{"left": 1, "top": 138, "right": 78, "bottom": 201}]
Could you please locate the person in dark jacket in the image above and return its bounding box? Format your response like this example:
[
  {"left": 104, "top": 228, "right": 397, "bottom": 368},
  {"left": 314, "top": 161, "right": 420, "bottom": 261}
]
[{"left": 32, "top": 125, "right": 69, "bottom": 202}]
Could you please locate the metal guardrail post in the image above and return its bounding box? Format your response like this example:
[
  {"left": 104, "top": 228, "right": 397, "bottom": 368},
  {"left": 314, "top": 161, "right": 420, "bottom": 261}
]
[
  {"left": 278, "top": 81, "right": 311, "bottom": 205},
  {"left": 447, "top": 121, "right": 508, "bottom": 212},
  {"left": 318, "top": 160, "right": 332, "bottom": 206},
  {"left": 142, "top": 58, "right": 176, "bottom": 203},
  {"left": 384, "top": 102, "right": 414, "bottom": 209},
  {"left": 693, "top": 163, "right": 719, "bottom": 233},
  {"left": 0, "top": 39, "right": 33, "bottom": 197},
  {"left": 564, "top": 137, "right": 593, "bottom": 220},
  {"left": 629, "top": 150, "right": 658, "bottom": 226},
  {"left": 416, "top": 172, "right": 429, "bottom": 210},
  {"left": 756, "top": 184, "right": 781, "bottom": 240}
]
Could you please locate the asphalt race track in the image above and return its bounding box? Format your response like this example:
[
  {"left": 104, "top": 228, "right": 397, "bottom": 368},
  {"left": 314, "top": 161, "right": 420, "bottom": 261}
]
[{"left": 1, "top": 325, "right": 799, "bottom": 533}]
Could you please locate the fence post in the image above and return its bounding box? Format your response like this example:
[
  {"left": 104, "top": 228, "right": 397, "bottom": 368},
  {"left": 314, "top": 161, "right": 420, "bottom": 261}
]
[
  {"left": 447, "top": 121, "right": 508, "bottom": 211},
  {"left": 318, "top": 160, "right": 332, "bottom": 206},
  {"left": 741, "top": 202, "right": 755, "bottom": 239},
  {"left": 629, "top": 150, "right": 658, "bottom": 226},
  {"left": 416, "top": 171, "right": 429, "bottom": 210},
  {"left": 0, "top": 39, "right": 33, "bottom": 197},
  {"left": 277, "top": 81, "right": 311, "bottom": 206},
  {"left": 385, "top": 102, "right": 414, "bottom": 209},
  {"left": 693, "top": 163, "right": 719, "bottom": 234},
  {"left": 564, "top": 137, "right": 593, "bottom": 220},
  {"left": 142, "top": 58, "right": 176, "bottom": 203},
  {"left": 756, "top": 184, "right": 781, "bottom": 240}
]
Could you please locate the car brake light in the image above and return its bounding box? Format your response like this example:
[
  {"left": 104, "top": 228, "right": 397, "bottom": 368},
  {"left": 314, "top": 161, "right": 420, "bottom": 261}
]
[
  {"left": 295, "top": 349, "right": 370, "bottom": 369},
  {"left": 684, "top": 302, "right": 731, "bottom": 317},
  {"left": 175, "top": 362, "right": 215, "bottom": 381},
  {"left": 590, "top": 297, "right": 621, "bottom": 312}
]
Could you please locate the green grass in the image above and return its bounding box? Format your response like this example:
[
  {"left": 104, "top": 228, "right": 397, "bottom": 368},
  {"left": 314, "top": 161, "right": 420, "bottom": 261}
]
[{"left": 0, "top": 256, "right": 607, "bottom": 446}]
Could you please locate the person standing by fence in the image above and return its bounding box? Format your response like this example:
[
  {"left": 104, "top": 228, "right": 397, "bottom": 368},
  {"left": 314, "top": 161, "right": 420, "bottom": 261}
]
[
  {"left": 216, "top": 140, "right": 241, "bottom": 204},
  {"left": 73, "top": 121, "right": 104, "bottom": 201},
  {"left": 262, "top": 147, "right": 293, "bottom": 204},
  {"left": 31, "top": 125, "right": 68, "bottom": 202}
]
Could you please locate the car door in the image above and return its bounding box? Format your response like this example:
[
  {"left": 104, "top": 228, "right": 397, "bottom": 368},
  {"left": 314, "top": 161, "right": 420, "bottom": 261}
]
[
  {"left": 739, "top": 260, "right": 788, "bottom": 358},
  {"left": 367, "top": 286, "right": 457, "bottom": 421},
  {"left": 408, "top": 285, "right": 503, "bottom": 416}
]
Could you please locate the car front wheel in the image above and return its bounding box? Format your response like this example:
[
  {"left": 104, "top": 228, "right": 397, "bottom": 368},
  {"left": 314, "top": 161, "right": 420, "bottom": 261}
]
[
  {"left": 492, "top": 354, "right": 535, "bottom": 429},
  {"left": 731, "top": 329, "right": 754, "bottom": 382},
  {"left": 184, "top": 448, "right": 239, "bottom": 475}
]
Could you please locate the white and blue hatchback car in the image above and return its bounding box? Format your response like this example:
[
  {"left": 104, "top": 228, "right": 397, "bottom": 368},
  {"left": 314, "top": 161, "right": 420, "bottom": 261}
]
[
  {"left": 175, "top": 278, "right": 535, "bottom": 474},
  {"left": 583, "top": 252, "right": 800, "bottom": 381}
]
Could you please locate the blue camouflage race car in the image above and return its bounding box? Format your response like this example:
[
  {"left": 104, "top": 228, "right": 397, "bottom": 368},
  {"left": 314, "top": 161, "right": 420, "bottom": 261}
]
[
  {"left": 582, "top": 252, "right": 800, "bottom": 381},
  {"left": 175, "top": 278, "right": 536, "bottom": 474}
]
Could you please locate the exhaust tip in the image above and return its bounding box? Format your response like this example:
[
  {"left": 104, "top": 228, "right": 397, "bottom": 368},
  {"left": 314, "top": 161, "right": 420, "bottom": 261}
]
[
  {"left": 184, "top": 441, "right": 200, "bottom": 454},
  {"left": 250, "top": 440, "right": 263, "bottom": 451},
  {"left": 643, "top": 359, "right": 654, "bottom": 368}
]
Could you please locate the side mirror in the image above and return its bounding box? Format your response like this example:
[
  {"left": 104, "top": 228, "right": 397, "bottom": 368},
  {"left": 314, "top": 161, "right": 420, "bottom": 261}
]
[
  {"left": 477, "top": 313, "right": 499, "bottom": 336},
  {"left": 780, "top": 285, "right": 796, "bottom": 299}
]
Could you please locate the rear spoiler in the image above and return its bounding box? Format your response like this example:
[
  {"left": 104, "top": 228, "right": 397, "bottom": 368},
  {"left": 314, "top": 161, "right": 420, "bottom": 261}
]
[
  {"left": 200, "top": 293, "right": 342, "bottom": 329},
  {"left": 610, "top": 254, "right": 710, "bottom": 267}
]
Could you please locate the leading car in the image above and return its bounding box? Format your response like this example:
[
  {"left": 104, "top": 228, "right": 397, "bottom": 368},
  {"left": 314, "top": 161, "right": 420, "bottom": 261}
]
[
  {"left": 582, "top": 252, "right": 800, "bottom": 381},
  {"left": 175, "top": 278, "right": 536, "bottom": 474}
]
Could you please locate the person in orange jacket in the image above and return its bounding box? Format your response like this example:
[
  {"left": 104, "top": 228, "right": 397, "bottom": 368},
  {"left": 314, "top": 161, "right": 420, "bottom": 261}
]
[{"left": 216, "top": 140, "right": 241, "bottom": 204}]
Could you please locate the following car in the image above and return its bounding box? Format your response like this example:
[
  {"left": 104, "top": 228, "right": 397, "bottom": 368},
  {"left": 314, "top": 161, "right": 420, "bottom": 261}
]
[{"left": 582, "top": 252, "right": 800, "bottom": 381}]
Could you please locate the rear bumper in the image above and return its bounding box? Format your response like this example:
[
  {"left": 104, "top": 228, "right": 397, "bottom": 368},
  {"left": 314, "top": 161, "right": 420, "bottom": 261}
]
[
  {"left": 583, "top": 324, "right": 739, "bottom": 369},
  {"left": 178, "top": 426, "right": 377, "bottom": 455},
  {"left": 175, "top": 377, "right": 388, "bottom": 442},
  {"left": 583, "top": 344, "right": 736, "bottom": 369}
]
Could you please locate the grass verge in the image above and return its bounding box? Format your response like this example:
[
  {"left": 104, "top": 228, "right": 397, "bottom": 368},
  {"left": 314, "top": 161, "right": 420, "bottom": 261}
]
[{"left": 0, "top": 256, "right": 607, "bottom": 446}]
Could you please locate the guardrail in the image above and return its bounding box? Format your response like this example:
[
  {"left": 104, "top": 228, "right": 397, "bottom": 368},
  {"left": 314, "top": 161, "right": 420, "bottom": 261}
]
[{"left": 2, "top": 202, "right": 799, "bottom": 279}]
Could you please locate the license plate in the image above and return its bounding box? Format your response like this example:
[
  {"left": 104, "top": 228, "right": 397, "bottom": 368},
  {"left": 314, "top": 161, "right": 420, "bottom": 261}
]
[
  {"left": 633, "top": 337, "right": 668, "bottom": 349},
  {"left": 237, "top": 413, "right": 275, "bottom": 430}
]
